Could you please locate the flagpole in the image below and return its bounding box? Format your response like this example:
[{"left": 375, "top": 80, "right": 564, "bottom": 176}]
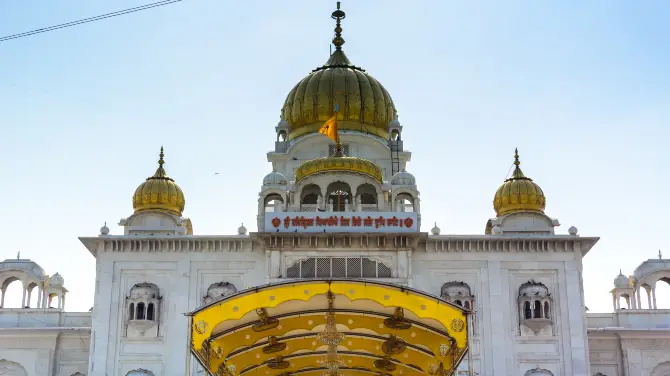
[
  {"left": 334, "top": 104, "right": 342, "bottom": 155},
  {"left": 467, "top": 310, "right": 474, "bottom": 375}
]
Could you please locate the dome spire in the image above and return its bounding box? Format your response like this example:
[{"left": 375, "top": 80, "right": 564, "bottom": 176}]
[
  {"left": 151, "top": 146, "right": 172, "bottom": 180},
  {"left": 318, "top": 2, "right": 356, "bottom": 69},
  {"left": 331, "top": 2, "right": 346, "bottom": 50},
  {"left": 510, "top": 148, "right": 527, "bottom": 180}
]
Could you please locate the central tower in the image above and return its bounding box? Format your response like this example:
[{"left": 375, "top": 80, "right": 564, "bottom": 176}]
[{"left": 259, "top": 2, "right": 419, "bottom": 233}]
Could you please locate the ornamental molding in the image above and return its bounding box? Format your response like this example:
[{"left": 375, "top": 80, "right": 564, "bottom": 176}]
[
  {"left": 621, "top": 338, "right": 670, "bottom": 349},
  {"left": 422, "top": 236, "right": 599, "bottom": 256},
  {"left": 80, "top": 234, "right": 599, "bottom": 256},
  {"left": 80, "top": 236, "right": 257, "bottom": 257}
]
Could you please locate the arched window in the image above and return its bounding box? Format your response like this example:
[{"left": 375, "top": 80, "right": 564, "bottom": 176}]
[
  {"left": 147, "top": 303, "right": 155, "bottom": 320},
  {"left": 464, "top": 301, "right": 470, "bottom": 309},
  {"left": 524, "top": 301, "right": 532, "bottom": 319},
  {"left": 455, "top": 300, "right": 462, "bottom": 306},
  {"left": 136, "top": 302, "right": 145, "bottom": 320},
  {"left": 129, "top": 303, "right": 135, "bottom": 320},
  {"left": 395, "top": 193, "right": 414, "bottom": 212},
  {"left": 544, "top": 301, "right": 550, "bottom": 319},
  {"left": 300, "top": 184, "right": 321, "bottom": 211},
  {"left": 533, "top": 300, "right": 542, "bottom": 318},
  {"left": 327, "top": 181, "right": 352, "bottom": 212},
  {"left": 264, "top": 194, "right": 284, "bottom": 212}
]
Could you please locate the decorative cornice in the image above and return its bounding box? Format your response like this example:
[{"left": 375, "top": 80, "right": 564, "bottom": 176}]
[
  {"left": 422, "top": 235, "right": 599, "bottom": 256},
  {"left": 79, "top": 234, "right": 599, "bottom": 257},
  {"left": 79, "top": 235, "right": 256, "bottom": 257}
]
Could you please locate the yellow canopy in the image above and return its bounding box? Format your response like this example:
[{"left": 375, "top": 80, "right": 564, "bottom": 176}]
[{"left": 188, "top": 280, "right": 470, "bottom": 376}]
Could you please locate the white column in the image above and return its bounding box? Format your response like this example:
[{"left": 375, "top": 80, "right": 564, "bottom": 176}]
[
  {"left": 652, "top": 287, "right": 658, "bottom": 309},
  {"left": 647, "top": 289, "right": 652, "bottom": 309},
  {"left": 21, "top": 288, "right": 27, "bottom": 307},
  {"left": 26, "top": 289, "right": 32, "bottom": 307},
  {"left": 36, "top": 288, "right": 42, "bottom": 308},
  {"left": 636, "top": 286, "right": 642, "bottom": 308},
  {"left": 565, "top": 259, "right": 590, "bottom": 376},
  {"left": 612, "top": 294, "right": 617, "bottom": 311},
  {"left": 486, "top": 261, "right": 510, "bottom": 373},
  {"left": 0, "top": 289, "right": 5, "bottom": 308},
  {"left": 61, "top": 294, "right": 66, "bottom": 310}
]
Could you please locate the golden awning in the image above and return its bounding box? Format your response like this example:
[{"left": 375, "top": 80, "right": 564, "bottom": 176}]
[{"left": 188, "top": 280, "right": 470, "bottom": 376}]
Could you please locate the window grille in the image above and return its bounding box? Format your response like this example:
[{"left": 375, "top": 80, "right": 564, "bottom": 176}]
[
  {"left": 328, "top": 144, "right": 350, "bottom": 156},
  {"left": 286, "top": 257, "right": 392, "bottom": 278}
]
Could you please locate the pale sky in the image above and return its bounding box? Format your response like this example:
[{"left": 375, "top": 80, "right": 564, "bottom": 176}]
[{"left": 0, "top": 1, "right": 668, "bottom": 313}]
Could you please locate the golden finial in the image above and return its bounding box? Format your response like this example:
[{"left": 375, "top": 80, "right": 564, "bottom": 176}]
[
  {"left": 151, "top": 146, "right": 170, "bottom": 179},
  {"left": 331, "top": 2, "right": 346, "bottom": 50},
  {"left": 510, "top": 148, "right": 526, "bottom": 180},
  {"left": 514, "top": 148, "right": 520, "bottom": 167}
]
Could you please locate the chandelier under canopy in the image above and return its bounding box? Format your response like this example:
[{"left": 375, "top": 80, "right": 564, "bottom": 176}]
[{"left": 318, "top": 291, "right": 346, "bottom": 376}]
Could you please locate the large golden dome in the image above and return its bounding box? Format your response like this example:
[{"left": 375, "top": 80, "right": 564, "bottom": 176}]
[
  {"left": 281, "top": 3, "right": 397, "bottom": 141},
  {"left": 493, "top": 149, "right": 546, "bottom": 216},
  {"left": 132, "top": 147, "right": 185, "bottom": 216}
]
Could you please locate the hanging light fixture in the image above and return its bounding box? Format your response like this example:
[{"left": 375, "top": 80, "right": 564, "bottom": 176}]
[
  {"left": 317, "top": 292, "right": 345, "bottom": 346},
  {"left": 318, "top": 291, "right": 345, "bottom": 376}
]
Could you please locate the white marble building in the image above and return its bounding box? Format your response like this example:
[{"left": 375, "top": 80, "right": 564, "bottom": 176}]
[{"left": 1, "top": 4, "right": 670, "bottom": 376}]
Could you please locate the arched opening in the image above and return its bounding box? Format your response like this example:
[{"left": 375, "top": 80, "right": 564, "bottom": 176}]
[
  {"left": 396, "top": 193, "right": 414, "bottom": 212},
  {"left": 264, "top": 194, "right": 284, "bottom": 213},
  {"left": 533, "top": 300, "right": 542, "bottom": 318},
  {"left": 390, "top": 129, "right": 401, "bottom": 141},
  {"left": 543, "top": 301, "right": 550, "bottom": 319},
  {"left": 300, "top": 184, "right": 321, "bottom": 211},
  {"left": 464, "top": 301, "right": 471, "bottom": 309},
  {"left": 27, "top": 283, "right": 39, "bottom": 308},
  {"left": 455, "top": 299, "right": 462, "bottom": 307},
  {"left": 524, "top": 301, "right": 532, "bottom": 319},
  {"left": 655, "top": 278, "right": 670, "bottom": 309},
  {"left": 147, "top": 302, "right": 155, "bottom": 320},
  {"left": 327, "top": 181, "right": 352, "bottom": 212},
  {"left": 129, "top": 303, "right": 135, "bottom": 320},
  {"left": 277, "top": 130, "right": 287, "bottom": 142},
  {"left": 136, "top": 302, "right": 146, "bottom": 320},
  {"left": 47, "top": 293, "right": 63, "bottom": 309},
  {"left": 1, "top": 278, "right": 23, "bottom": 308},
  {"left": 356, "top": 183, "right": 377, "bottom": 211}
]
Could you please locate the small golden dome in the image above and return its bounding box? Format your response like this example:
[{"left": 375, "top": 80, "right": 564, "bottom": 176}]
[
  {"left": 281, "top": 3, "right": 397, "bottom": 141},
  {"left": 295, "top": 154, "right": 383, "bottom": 184},
  {"left": 493, "top": 149, "right": 546, "bottom": 216},
  {"left": 132, "top": 147, "right": 185, "bottom": 216}
]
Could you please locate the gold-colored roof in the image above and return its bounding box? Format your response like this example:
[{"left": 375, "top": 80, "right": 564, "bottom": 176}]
[
  {"left": 493, "top": 149, "right": 546, "bottom": 216},
  {"left": 281, "top": 3, "right": 397, "bottom": 141},
  {"left": 189, "top": 280, "right": 469, "bottom": 376},
  {"left": 295, "top": 154, "right": 383, "bottom": 183},
  {"left": 132, "top": 147, "right": 185, "bottom": 216}
]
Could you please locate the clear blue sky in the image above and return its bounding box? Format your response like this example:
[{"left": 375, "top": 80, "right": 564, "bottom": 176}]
[{"left": 0, "top": 1, "right": 668, "bottom": 313}]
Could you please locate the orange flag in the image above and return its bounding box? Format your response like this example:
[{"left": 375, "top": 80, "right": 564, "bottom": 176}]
[{"left": 318, "top": 114, "right": 339, "bottom": 143}]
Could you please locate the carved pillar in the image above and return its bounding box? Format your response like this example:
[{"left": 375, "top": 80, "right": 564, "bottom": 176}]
[
  {"left": 21, "top": 288, "right": 27, "bottom": 307},
  {"left": 652, "top": 287, "right": 657, "bottom": 309},
  {"left": 636, "top": 285, "right": 642, "bottom": 309}
]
